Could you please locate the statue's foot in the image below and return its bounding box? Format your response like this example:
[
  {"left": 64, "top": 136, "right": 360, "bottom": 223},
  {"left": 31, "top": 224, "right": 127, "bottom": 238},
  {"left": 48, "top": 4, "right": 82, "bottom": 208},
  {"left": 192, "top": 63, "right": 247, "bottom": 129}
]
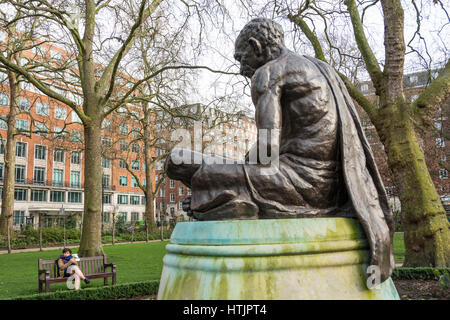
[{"left": 165, "top": 149, "right": 202, "bottom": 188}]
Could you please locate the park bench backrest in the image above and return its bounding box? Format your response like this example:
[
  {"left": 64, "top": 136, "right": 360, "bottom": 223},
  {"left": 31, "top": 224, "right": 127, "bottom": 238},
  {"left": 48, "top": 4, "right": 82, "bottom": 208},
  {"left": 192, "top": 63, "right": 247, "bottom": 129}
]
[
  {"left": 38, "top": 259, "right": 59, "bottom": 278},
  {"left": 39, "top": 255, "right": 107, "bottom": 278}
]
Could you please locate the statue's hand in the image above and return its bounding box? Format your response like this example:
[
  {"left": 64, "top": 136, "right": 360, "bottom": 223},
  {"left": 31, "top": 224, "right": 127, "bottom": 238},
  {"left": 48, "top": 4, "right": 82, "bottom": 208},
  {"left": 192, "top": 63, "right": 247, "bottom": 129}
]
[{"left": 182, "top": 197, "right": 194, "bottom": 217}]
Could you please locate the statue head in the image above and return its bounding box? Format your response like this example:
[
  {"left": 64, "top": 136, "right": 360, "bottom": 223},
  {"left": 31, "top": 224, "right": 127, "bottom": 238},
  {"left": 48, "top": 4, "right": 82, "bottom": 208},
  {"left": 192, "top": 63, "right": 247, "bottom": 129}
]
[{"left": 234, "top": 18, "right": 285, "bottom": 78}]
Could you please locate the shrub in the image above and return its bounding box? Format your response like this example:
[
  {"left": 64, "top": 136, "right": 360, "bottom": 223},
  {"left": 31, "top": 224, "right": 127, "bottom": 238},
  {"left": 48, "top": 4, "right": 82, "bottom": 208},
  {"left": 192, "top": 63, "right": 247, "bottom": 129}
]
[
  {"left": 14, "top": 280, "right": 160, "bottom": 300},
  {"left": 392, "top": 267, "right": 450, "bottom": 280}
]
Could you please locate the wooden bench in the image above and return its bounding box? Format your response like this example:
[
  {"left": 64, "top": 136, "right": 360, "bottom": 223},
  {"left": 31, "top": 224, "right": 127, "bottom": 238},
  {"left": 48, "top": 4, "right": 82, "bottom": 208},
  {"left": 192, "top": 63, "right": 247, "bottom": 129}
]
[{"left": 38, "top": 255, "right": 116, "bottom": 293}]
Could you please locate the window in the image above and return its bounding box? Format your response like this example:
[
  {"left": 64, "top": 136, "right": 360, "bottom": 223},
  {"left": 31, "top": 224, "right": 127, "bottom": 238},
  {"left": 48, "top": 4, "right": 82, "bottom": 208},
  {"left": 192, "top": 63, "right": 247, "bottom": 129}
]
[
  {"left": 179, "top": 186, "right": 184, "bottom": 196},
  {"left": 119, "top": 175, "right": 128, "bottom": 186},
  {"left": 71, "top": 111, "right": 81, "bottom": 123},
  {"left": 0, "top": 93, "right": 9, "bottom": 106},
  {"left": 434, "top": 122, "right": 442, "bottom": 131},
  {"left": 53, "top": 169, "right": 64, "bottom": 187},
  {"left": 0, "top": 140, "right": 3, "bottom": 154},
  {"left": 54, "top": 126, "right": 66, "bottom": 140},
  {"left": 131, "top": 212, "right": 139, "bottom": 221},
  {"left": 119, "top": 159, "right": 127, "bottom": 169},
  {"left": 118, "top": 195, "right": 128, "bottom": 204},
  {"left": 102, "top": 212, "right": 110, "bottom": 223},
  {"left": 142, "top": 178, "right": 146, "bottom": 186},
  {"left": 103, "top": 194, "right": 111, "bottom": 204},
  {"left": 101, "top": 137, "right": 111, "bottom": 146},
  {"left": 0, "top": 116, "right": 6, "bottom": 130},
  {"left": 119, "top": 123, "right": 128, "bottom": 135},
  {"left": 70, "top": 171, "right": 80, "bottom": 188},
  {"left": 102, "top": 157, "right": 110, "bottom": 168},
  {"left": 170, "top": 179, "right": 174, "bottom": 188},
  {"left": 436, "top": 138, "right": 445, "bottom": 148},
  {"left": 50, "top": 190, "right": 65, "bottom": 202},
  {"left": 170, "top": 193, "right": 175, "bottom": 202},
  {"left": 13, "top": 210, "right": 25, "bottom": 225},
  {"left": 131, "top": 126, "right": 140, "bottom": 137},
  {"left": 131, "top": 177, "right": 139, "bottom": 188},
  {"left": 118, "top": 212, "right": 127, "bottom": 222},
  {"left": 141, "top": 196, "right": 146, "bottom": 205},
  {"left": 54, "top": 149, "right": 64, "bottom": 162},
  {"left": 187, "top": 188, "right": 192, "bottom": 196},
  {"left": 36, "top": 102, "right": 49, "bottom": 116},
  {"left": 101, "top": 119, "right": 112, "bottom": 130},
  {"left": 68, "top": 192, "right": 82, "bottom": 203},
  {"left": 0, "top": 162, "right": 3, "bottom": 181},
  {"left": 70, "top": 130, "right": 82, "bottom": 143},
  {"left": 18, "top": 97, "right": 30, "bottom": 111},
  {"left": 440, "top": 169, "right": 448, "bottom": 180},
  {"left": 131, "top": 143, "right": 140, "bottom": 154},
  {"left": 409, "top": 75, "right": 418, "bottom": 83},
  {"left": 16, "top": 142, "right": 27, "bottom": 157},
  {"left": 170, "top": 207, "right": 175, "bottom": 215},
  {"left": 120, "top": 140, "right": 128, "bottom": 152},
  {"left": 15, "top": 165, "right": 26, "bottom": 183},
  {"left": 54, "top": 106, "right": 67, "bottom": 120},
  {"left": 71, "top": 151, "right": 81, "bottom": 164},
  {"left": 31, "top": 190, "right": 47, "bottom": 202},
  {"left": 35, "top": 122, "right": 48, "bottom": 137},
  {"left": 179, "top": 201, "right": 183, "bottom": 210},
  {"left": 131, "top": 160, "right": 139, "bottom": 170},
  {"left": 130, "top": 195, "right": 140, "bottom": 205},
  {"left": 102, "top": 174, "right": 110, "bottom": 188},
  {"left": 16, "top": 119, "right": 29, "bottom": 131},
  {"left": 160, "top": 188, "right": 165, "bottom": 197},
  {"left": 33, "top": 166, "right": 45, "bottom": 185},
  {"left": 14, "top": 189, "right": 27, "bottom": 201}
]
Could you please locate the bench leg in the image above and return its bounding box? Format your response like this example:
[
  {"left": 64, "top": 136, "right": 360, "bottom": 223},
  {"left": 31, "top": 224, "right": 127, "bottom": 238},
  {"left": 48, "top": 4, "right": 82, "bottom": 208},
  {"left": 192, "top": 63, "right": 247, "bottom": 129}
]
[
  {"left": 112, "top": 273, "right": 116, "bottom": 285},
  {"left": 104, "top": 277, "right": 108, "bottom": 286},
  {"left": 45, "top": 281, "right": 50, "bottom": 293},
  {"left": 38, "top": 281, "right": 42, "bottom": 293}
]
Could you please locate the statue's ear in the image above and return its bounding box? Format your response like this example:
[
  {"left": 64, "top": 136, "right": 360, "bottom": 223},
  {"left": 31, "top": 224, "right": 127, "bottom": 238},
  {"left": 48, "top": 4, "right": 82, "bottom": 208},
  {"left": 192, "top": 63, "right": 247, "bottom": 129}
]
[{"left": 248, "top": 37, "right": 262, "bottom": 56}]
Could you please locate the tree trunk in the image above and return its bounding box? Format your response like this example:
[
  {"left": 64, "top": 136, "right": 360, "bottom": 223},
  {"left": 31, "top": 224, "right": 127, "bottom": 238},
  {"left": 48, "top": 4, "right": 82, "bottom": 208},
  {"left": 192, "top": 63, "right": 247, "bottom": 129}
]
[
  {"left": 0, "top": 71, "right": 18, "bottom": 238},
  {"left": 376, "top": 104, "right": 450, "bottom": 267},
  {"left": 78, "top": 120, "right": 104, "bottom": 257}
]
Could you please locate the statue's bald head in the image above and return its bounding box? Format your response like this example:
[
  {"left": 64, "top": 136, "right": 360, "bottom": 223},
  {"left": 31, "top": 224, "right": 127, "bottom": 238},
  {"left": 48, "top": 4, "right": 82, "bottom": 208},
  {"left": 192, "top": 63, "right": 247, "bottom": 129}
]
[{"left": 236, "top": 18, "right": 285, "bottom": 49}]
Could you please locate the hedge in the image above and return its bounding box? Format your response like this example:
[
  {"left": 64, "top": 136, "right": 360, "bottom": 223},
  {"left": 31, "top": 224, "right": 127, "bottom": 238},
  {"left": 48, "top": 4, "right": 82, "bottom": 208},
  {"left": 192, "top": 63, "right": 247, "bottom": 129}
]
[
  {"left": 13, "top": 280, "right": 160, "bottom": 300},
  {"left": 392, "top": 267, "right": 450, "bottom": 280}
]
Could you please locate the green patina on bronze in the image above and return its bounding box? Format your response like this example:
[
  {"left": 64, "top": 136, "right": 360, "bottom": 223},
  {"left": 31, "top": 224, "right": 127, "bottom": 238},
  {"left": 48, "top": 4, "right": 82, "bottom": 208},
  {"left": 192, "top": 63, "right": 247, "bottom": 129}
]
[{"left": 157, "top": 218, "right": 400, "bottom": 300}]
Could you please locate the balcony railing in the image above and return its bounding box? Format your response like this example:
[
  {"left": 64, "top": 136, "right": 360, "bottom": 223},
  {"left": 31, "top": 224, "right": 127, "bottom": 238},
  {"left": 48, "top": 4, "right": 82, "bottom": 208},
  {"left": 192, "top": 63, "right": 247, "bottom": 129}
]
[{"left": 1, "top": 178, "right": 85, "bottom": 189}]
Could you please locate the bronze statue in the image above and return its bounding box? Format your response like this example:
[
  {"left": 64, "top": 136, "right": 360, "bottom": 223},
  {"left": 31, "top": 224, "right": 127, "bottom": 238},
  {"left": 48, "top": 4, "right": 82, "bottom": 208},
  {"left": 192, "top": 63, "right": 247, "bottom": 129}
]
[{"left": 165, "top": 18, "right": 394, "bottom": 283}]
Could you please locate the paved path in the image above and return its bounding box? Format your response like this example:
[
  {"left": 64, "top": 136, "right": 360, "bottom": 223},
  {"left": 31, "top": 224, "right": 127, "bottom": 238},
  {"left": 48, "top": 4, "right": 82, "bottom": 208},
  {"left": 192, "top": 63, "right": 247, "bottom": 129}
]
[{"left": 0, "top": 239, "right": 168, "bottom": 254}]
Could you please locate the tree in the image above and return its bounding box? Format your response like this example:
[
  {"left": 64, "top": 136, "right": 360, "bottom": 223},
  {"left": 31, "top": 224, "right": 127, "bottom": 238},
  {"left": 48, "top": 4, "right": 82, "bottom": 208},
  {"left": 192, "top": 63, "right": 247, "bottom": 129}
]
[
  {"left": 0, "top": 8, "right": 43, "bottom": 239},
  {"left": 279, "top": 0, "right": 450, "bottom": 267},
  {"left": 0, "top": 0, "right": 168, "bottom": 256}
]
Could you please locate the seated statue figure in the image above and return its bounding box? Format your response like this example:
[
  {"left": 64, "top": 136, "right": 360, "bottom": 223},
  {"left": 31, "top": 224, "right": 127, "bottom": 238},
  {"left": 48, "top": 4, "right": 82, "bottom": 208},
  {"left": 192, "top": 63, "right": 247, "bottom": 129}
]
[{"left": 165, "top": 18, "right": 394, "bottom": 283}]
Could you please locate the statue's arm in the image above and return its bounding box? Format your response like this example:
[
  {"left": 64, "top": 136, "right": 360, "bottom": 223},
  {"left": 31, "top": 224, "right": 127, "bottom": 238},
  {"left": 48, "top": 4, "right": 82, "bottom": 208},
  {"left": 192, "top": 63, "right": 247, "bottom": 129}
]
[{"left": 250, "top": 67, "right": 283, "bottom": 163}]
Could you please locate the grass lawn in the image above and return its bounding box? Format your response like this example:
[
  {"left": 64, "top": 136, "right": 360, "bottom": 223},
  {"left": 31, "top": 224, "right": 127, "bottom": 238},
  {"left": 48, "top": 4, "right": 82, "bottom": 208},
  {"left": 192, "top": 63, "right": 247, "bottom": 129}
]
[
  {"left": 0, "top": 241, "right": 168, "bottom": 299},
  {"left": 394, "top": 232, "right": 405, "bottom": 263}
]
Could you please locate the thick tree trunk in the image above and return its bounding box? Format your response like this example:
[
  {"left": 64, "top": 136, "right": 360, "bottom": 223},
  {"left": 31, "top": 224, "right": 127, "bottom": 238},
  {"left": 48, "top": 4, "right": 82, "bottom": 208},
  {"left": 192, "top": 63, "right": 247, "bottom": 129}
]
[
  {"left": 78, "top": 120, "right": 104, "bottom": 256},
  {"left": 376, "top": 104, "right": 450, "bottom": 267},
  {"left": 0, "top": 72, "right": 18, "bottom": 238}
]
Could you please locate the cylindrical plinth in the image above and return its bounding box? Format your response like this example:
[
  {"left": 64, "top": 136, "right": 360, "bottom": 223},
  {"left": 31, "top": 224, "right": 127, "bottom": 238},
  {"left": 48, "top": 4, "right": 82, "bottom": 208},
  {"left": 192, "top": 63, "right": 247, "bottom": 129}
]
[{"left": 157, "top": 218, "right": 399, "bottom": 300}]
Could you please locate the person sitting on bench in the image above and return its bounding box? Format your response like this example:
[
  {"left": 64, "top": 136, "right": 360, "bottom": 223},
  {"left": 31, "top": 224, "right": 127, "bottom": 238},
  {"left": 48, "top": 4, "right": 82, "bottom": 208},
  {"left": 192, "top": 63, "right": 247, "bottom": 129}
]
[{"left": 57, "top": 248, "right": 90, "bottom": 290}]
